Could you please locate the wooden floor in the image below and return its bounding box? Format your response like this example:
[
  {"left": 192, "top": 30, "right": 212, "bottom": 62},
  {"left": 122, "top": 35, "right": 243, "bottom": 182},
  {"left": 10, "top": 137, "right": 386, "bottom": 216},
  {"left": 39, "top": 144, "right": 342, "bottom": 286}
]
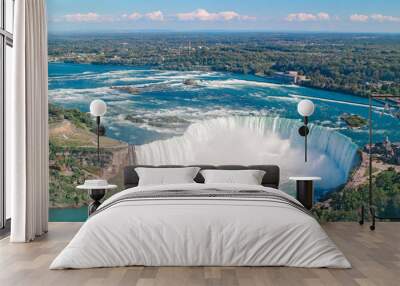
[{"left": 0, "top": 222, "right": 399, "bottom": 286}]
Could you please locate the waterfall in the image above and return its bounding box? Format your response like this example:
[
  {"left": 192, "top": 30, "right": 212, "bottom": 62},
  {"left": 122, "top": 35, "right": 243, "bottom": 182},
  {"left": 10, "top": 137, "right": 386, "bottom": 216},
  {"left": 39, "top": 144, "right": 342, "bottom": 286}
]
[{"left": 135, "top": 116, "right": 359, "bottom": 191}]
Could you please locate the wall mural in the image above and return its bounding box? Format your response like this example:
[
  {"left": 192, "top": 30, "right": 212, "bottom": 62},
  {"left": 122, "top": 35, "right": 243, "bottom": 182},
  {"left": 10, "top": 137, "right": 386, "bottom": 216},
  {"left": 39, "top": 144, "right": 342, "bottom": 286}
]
[{"left": 47, "top": 34, "right": 400, "bottom": 222}]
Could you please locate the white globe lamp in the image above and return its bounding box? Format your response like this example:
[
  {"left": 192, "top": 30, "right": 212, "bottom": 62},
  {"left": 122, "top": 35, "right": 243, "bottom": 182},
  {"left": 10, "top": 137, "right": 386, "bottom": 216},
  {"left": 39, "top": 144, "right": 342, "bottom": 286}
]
[
  {"left": 297, "top": 99, "right": 315, "bottom": 117},
  {"left": 90, "top": 99, "right": 107, "bottom": 117}
]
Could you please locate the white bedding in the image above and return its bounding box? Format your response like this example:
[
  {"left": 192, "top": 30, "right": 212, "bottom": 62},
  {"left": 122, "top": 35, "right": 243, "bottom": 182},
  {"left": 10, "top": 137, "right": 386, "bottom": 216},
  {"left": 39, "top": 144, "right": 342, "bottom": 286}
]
[{"left": 50, "top": 183, "right": 351, "bottom": 269}]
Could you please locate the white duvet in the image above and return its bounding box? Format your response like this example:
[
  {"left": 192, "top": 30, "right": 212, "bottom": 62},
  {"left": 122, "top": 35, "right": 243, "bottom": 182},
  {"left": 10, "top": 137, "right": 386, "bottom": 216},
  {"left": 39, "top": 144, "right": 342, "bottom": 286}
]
[{"left": 50, "top": 183, "right": 351, "bottom": 269}]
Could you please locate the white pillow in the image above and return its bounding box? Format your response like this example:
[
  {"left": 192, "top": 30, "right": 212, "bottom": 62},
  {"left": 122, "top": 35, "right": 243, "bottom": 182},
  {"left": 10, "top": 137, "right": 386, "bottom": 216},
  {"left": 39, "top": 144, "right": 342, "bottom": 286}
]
[
  {"left": 135, "top": 167, "right": 200, "bottom": 186},
  {"left": 200, "top": 169, "right": 266, "bottom": 185}
]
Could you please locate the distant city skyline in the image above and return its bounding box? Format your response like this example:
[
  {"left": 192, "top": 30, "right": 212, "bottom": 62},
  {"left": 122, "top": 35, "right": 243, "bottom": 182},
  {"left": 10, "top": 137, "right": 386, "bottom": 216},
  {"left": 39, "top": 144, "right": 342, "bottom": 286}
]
[{"left": 48, "top": 0, "right": 400, "bottom": 33}]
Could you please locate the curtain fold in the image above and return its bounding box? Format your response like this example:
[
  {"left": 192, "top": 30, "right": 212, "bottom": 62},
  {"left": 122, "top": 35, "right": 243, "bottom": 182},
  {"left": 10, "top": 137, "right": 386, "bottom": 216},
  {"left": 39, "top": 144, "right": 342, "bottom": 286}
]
[{"left": 8, "top": 0, "right": 49, "bottom": 242}]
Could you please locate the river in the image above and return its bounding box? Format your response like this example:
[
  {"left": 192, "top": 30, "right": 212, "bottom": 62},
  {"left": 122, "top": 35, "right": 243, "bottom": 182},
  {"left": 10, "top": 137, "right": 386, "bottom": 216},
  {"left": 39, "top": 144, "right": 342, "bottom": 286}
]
[{"left": 48, "top": 62, "right": 398, "bottom": 221}]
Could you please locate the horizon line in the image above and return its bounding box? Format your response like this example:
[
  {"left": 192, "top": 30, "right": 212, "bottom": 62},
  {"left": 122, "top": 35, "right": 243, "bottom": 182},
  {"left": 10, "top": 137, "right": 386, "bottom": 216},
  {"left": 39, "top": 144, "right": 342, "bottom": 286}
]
[{"left": 48, "top": 29, "right": 400, "bottom": 35}]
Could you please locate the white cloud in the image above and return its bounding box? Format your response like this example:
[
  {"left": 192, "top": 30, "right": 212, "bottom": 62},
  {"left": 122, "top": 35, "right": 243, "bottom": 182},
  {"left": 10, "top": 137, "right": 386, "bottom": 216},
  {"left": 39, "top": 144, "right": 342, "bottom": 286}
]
[
  {"left": 370, "top": 14, "right": 400, "bottom": 23},
  {"left": 122, "top": 12, "right": 143, "bottom": 21},
  {"left": 349, "top": 14, "right": 369, "bottom": 22},
  {"left": 218, "top": 11, "right": 241, "bottom": 21},
  {"left": 59, "top": 10, "right": 165, "bottom": 23},
  {"left": 285, "top": 12, "right": 330, "bottom": 22},
  {"left": 145, "top": 11, "right": 164, "bottom": 21},
  {"left": 350, "top": 13, "right": 400, "bottom": 23},
  {"left": 176, "top": 9, "right": 255, "bottom": 21},
  {"left": 317, "top": 12, "right": 330, "bottom": 21},
  {"left": 62, "top": 12, "right": 109, "bottom": 23}
]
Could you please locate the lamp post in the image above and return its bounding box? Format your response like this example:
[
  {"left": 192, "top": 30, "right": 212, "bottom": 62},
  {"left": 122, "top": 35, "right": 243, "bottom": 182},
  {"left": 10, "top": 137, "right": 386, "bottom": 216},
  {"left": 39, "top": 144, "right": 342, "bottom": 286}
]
[
  {"left": 297, "top": 99, "right": 315, "bottom": 162},
  {"left": 90, "top": 99, "right": 107, "bottom": 167}
]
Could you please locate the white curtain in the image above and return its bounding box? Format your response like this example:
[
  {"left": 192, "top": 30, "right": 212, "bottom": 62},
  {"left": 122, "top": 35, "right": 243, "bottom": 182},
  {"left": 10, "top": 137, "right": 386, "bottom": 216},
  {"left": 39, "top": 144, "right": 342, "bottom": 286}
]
[{"left": 8, "top": 0, "right": 49, "bottom": 242}]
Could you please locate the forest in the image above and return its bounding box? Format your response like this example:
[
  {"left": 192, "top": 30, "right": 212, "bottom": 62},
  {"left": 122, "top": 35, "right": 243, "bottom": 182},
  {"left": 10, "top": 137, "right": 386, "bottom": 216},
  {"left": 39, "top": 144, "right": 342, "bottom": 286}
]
[
  {"left": 48, "top": 32, "right": 400, "bottom": 97},
  {"left": 315, "top": 168, "right": 400, "bottom": 221}
]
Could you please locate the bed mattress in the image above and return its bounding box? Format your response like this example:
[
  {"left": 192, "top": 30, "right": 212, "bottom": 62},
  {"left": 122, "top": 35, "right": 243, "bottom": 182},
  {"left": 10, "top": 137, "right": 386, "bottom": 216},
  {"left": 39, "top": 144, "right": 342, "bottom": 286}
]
[{"left": 50, "top": 183, "right": 350, "bottom": 269}]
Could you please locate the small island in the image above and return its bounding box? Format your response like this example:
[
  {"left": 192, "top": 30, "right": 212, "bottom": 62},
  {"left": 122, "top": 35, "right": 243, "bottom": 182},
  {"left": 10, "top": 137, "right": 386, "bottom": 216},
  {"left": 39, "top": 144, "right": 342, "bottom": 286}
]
[
  {"left": 111, "top": 85, "right": 141, "bottom": 95},
  {"left": 183, "top": 79, "right": 200, "bottom": 86},
  {"left": 125, "top": 114, "right": 189, "bottom": 128},
  {"left": 111, "top": 83, "right": 170, "bottom": 95},
  {"left": 340, "top": 113, "right": 368, "bottom": 129}
]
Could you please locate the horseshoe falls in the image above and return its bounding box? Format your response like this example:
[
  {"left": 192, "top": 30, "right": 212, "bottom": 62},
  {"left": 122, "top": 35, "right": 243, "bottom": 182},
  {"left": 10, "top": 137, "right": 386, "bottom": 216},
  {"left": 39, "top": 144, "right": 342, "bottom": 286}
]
[{"left": 134, "top": 116, "right": 359, "bottom": 192}]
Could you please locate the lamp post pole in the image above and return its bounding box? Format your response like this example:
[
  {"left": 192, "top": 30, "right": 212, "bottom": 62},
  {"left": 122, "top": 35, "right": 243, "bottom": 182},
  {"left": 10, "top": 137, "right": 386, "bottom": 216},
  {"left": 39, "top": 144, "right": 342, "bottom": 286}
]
[
  {"left": 90, "top": 99, "right": 107, "bottom": 170},
  {"left": 304, "top": 116, "right": 308, "bottom": 162},
  {"left": 96, "top": 116, "right": 100, "bottom": 167},
  {"left": 298, "top": 120, "right": 309, "bottom": 162}
]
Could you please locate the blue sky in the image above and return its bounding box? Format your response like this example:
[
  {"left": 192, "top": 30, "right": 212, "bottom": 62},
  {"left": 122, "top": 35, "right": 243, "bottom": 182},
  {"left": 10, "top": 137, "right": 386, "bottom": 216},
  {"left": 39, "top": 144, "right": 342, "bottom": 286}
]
[{"left": 47, "top": 0, "right": 400, "bottom": 33}]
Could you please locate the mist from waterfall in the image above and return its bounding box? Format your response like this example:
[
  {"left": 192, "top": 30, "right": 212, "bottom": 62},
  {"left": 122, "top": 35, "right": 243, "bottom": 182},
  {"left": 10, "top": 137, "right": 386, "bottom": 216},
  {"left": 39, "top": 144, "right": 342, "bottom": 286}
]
[{"left": 134, "top": 116, "right": 359, "bottom": 191}]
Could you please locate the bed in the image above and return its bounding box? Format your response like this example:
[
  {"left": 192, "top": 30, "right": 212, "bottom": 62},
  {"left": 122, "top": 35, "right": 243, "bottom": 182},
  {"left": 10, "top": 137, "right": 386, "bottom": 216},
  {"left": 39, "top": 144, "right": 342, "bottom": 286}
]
[{"left": 50, "top": 165, "right": 351, "bottom": 269}]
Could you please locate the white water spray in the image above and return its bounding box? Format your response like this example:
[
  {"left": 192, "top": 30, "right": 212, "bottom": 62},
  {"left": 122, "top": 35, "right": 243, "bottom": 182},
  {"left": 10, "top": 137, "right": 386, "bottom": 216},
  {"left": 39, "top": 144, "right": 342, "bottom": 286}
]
[{"left": 135, "top": 116, "right": 358, "bottom": 191}]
